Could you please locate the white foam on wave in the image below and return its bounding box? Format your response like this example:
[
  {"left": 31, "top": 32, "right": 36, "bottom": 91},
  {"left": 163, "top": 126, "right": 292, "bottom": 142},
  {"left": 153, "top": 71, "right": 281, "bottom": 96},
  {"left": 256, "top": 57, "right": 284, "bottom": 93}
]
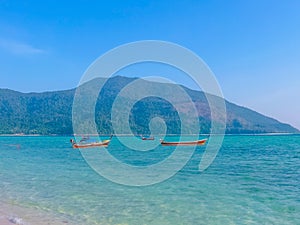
[{"left": 8, "top": 216, "right": 28, "bottom": 225}]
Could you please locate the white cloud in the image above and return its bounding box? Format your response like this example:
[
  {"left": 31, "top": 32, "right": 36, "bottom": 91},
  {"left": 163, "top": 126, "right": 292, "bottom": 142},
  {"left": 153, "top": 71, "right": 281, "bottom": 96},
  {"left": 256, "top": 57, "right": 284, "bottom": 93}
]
[{"left": 0, "top": 38, "right": 46, "bottom": 55}]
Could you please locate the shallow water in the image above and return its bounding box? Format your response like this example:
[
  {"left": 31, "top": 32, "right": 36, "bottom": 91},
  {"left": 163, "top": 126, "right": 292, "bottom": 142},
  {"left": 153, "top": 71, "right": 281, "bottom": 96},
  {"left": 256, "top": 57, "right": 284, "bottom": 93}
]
[{"left": 0, "top": 135, "right": 299, "bottom": 224}]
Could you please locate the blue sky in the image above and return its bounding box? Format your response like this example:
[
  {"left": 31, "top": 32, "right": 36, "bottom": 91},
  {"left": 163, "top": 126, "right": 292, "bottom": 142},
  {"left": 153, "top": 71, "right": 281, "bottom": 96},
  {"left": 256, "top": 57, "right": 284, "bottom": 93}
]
[{"left": 0, "top": 0, "right": 299, "bottom": 129}]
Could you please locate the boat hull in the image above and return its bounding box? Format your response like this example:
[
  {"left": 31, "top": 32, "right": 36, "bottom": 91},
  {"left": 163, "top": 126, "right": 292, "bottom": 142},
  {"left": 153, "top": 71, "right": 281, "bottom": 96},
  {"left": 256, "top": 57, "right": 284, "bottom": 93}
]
[
  {"left": 71, "top": 140, "right": 110, "bottom": 149},
  {"left": 160, "top": 139, "right": 207, "bottom": 146},
  {"left": 142, "top": 137, "right": 155, "bottom": 140}
]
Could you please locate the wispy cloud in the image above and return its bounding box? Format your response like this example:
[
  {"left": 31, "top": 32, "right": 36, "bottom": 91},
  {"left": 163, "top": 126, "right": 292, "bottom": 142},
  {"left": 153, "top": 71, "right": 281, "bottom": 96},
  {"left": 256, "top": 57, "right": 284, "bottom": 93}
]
[{"left": 0, "top": 38, "right": 46, "bottom": 55}]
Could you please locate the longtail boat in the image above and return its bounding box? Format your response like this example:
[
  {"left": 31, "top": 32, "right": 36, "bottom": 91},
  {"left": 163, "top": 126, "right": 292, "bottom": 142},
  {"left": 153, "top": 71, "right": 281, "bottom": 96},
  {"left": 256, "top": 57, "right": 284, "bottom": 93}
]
[
  {"left": 70, "top": 139, "right": 110, "bottom": 149},
  {"left": 160, "top": 139, "right": 207, "bottom": 146},
  {"left": 141, "top": 136, "right": 155, "bottom": 140}
]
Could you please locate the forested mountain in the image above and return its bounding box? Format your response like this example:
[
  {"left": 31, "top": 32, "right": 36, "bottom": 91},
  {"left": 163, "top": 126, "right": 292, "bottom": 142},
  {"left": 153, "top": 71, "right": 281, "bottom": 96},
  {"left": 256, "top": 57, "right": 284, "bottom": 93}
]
[{"left": 0, "top": 76, "right": 298, "bottom": 135}]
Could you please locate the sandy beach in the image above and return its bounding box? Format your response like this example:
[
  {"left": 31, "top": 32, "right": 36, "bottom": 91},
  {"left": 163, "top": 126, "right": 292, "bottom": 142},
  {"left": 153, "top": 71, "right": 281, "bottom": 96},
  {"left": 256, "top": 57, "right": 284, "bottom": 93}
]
[
  {"left": 0, "top": 216, "right": 15, "bottom": 225},
  {"left": 0, "top": 208, "right": 22, "bottom": 225},
  {"left": 0, "top": 202, "right": 73, "bottom": 225}
]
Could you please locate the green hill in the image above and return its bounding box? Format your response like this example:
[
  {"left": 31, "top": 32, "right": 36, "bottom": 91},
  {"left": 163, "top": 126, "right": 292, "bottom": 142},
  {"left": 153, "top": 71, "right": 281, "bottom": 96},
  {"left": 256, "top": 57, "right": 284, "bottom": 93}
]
[{"left": 0, "top": 76, "right": 298, "bottom": 135}]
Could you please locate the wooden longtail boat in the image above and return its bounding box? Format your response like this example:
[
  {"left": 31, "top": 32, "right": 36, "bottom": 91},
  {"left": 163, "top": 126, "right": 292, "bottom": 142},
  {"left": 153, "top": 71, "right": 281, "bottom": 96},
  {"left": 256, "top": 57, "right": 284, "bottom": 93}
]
[
  {"left": 70, "top": 139, "right": 110, "bottom": 149},
  {"left": 141, "top": 136, "right": 155, "bottom": 140},
  {"left": 160, "top": 139, "right": 207, "bottom": 146}
]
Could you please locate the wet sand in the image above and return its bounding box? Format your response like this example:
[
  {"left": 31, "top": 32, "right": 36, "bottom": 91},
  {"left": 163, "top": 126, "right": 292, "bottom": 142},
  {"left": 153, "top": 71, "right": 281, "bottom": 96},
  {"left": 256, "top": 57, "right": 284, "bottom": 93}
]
[
  {"left": 0, "top": 217, "right": 15, "bottom": 225},
  {"left": 0, "top": 202, "right": 74, "bottom": 225},
  {"left": 0, "top": 210, "right": 20, "bottom": 225}
]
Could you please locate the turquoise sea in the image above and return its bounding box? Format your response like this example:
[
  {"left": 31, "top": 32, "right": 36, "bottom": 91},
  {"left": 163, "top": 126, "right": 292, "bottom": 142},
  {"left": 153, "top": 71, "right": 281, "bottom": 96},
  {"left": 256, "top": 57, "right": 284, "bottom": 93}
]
[{"left": 0, "top": 135, "right": 299, "bottom": 224}]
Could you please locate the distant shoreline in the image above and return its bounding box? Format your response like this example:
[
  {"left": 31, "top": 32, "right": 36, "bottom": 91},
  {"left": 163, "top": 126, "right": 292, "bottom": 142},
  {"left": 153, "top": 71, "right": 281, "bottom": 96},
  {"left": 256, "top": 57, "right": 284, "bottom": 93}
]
[{"left": 0, "top": 133, "right": 299, "bottom": 137}]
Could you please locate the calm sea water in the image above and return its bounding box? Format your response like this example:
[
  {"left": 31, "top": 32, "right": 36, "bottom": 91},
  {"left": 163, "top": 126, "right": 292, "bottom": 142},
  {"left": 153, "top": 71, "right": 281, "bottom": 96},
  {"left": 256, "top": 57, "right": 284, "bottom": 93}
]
[{"left": 0, "top": 135, "right": 299, "bottom": 225}]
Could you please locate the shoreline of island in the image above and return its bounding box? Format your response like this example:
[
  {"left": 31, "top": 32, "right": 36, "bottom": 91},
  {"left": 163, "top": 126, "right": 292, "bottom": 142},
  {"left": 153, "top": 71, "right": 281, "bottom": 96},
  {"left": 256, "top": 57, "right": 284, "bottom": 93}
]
[{"left": 0, "top": 132, "right": 299, "bottom": 137}]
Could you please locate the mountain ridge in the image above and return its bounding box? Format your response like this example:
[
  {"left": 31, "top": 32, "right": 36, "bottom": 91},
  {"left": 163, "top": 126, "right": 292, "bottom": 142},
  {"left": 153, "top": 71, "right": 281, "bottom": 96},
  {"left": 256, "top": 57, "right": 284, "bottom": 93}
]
[{"left": 0, "top": 76, "right": 298, "bottom": 135}]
